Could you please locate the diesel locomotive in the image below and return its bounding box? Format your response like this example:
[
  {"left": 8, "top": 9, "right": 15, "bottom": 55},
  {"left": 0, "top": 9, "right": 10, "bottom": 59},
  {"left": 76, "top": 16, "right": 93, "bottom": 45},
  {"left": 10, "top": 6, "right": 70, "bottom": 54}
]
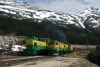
[{"left": 23, "top": 37, "right": 75, "bottom": 56}]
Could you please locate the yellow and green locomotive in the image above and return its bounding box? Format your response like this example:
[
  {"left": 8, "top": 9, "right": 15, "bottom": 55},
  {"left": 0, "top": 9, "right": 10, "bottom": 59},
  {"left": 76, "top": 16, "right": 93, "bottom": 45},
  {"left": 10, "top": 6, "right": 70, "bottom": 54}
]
[{"left": 23, "top": 36, "right": 74, "bottom": 56}]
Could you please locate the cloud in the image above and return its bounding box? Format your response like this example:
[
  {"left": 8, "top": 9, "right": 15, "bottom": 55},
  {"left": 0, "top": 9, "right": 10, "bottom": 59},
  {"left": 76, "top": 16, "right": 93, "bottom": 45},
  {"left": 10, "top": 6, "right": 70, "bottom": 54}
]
[{"left": 18, "top": 0, "right": 100, "bottom": 14}]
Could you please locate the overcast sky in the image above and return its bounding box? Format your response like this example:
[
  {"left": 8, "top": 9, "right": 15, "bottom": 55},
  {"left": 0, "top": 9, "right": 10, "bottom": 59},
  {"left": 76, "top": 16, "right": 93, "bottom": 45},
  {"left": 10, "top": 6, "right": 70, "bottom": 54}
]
[{"left": 18, "top": 0, "right": 100, "bottom": 14}]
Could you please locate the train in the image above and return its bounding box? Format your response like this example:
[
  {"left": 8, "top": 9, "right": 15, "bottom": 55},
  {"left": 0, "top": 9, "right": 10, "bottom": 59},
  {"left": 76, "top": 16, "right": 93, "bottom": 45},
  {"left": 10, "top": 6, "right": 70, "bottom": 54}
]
[{"left": 23, "top": 36, "right": 76, "bottom": 56}]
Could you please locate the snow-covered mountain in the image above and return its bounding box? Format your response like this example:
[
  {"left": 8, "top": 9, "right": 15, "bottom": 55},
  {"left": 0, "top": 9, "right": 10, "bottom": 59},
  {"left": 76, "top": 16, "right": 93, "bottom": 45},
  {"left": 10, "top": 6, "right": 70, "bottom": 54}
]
[
  {"left": 0, "top": 0, "right": 100, "bottom": 33},
  {"left": 77, "top": 7, "right": 100, "bottom": 33}
]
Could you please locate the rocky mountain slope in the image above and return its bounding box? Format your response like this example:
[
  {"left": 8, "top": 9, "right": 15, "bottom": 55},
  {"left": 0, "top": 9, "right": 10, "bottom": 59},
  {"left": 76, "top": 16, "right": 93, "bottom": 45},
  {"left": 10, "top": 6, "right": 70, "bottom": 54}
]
[
  {"left": 0, "top": 36, "right": 26, "bottom": 51},
  {"left": 0, "top": 0, "right": 100, "bottom": 33},
  {"left": 77, "top": 7, "right": 100, "bottom": 33}
]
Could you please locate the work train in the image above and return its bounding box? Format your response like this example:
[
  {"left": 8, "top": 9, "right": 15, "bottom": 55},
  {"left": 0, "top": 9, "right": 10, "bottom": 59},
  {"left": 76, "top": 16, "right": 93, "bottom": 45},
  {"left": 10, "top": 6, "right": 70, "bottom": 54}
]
[{"left": 23, "top": 37, "right": 76, "bottom": 56}]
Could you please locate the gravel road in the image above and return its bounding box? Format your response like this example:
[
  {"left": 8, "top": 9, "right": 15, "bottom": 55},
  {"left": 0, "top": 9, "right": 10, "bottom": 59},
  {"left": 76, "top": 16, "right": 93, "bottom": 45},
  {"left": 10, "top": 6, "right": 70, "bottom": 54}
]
[{"left": 11, "top": 52, "right": 99, "bottom": 67}]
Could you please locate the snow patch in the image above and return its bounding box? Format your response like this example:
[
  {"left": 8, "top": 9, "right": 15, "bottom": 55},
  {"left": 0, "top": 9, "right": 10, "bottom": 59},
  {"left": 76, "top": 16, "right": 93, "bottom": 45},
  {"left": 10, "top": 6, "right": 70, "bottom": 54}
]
[{"left": 11, "top": 45, "right": 25, "bottom": 51}]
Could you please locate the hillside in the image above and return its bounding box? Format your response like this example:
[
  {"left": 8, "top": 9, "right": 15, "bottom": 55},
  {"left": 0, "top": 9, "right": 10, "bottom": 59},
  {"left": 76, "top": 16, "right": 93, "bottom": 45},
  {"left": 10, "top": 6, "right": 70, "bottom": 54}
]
[
  {"left": 0, "top": 17, "right": 100, "bottom": 45},
  {"left": 0, "top": 0, "right": 100, "bottom": 45}
]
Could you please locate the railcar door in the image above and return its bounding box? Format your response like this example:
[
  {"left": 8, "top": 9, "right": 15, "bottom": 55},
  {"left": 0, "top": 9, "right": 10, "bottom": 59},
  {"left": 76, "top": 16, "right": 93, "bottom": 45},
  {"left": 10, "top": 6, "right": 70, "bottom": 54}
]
[{"left": 34, "top": 42, "right": 37, "bottom": 55}]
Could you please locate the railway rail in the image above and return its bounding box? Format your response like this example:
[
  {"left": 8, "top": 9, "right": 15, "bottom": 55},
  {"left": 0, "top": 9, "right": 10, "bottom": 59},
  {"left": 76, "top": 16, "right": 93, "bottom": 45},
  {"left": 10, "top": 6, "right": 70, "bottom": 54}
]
[{"left": 0, "top": 56, "right": 52, "bottom": 67}]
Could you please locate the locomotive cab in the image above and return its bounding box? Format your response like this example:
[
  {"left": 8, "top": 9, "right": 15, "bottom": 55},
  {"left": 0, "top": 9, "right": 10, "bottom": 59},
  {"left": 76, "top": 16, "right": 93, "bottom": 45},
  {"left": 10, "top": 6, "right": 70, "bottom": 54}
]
[{"left": 23, "top": 37, "right": 48, "bottom": 56}]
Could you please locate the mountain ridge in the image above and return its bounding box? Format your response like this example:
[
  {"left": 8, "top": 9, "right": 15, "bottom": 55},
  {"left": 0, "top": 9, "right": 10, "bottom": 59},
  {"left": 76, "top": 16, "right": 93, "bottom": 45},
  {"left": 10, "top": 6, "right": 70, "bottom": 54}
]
[{"left": 0, "top": 0, "right": 100, "bottom": 34}]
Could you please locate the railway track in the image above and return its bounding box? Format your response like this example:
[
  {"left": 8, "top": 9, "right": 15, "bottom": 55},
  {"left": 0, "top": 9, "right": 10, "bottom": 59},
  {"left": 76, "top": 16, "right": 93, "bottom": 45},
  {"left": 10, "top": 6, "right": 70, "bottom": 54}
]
[{"left": 0, "top": 56, "right": 52, "bottom": 67}]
